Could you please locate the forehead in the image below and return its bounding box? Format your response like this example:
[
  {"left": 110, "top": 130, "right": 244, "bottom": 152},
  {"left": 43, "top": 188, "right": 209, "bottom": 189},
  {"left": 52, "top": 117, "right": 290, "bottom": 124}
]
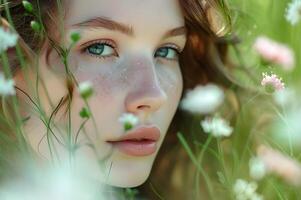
[{"left": 65, "top": 0, "right": 185, "bottom": 31}]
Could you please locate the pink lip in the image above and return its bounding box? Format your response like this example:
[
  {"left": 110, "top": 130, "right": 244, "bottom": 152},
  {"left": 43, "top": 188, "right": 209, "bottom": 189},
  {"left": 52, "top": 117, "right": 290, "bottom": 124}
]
[{"left": 107, "top": 126, "right": 161, "bottom": 156}]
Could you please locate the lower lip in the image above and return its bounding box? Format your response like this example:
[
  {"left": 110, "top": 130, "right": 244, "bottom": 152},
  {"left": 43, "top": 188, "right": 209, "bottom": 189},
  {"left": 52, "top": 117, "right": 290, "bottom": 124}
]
[{"left": 109, "top": 140, "right": 158, "bottom": 156}]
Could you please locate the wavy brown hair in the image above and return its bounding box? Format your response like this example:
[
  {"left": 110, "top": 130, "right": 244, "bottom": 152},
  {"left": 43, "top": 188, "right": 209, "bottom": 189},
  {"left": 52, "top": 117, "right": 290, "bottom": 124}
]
[{"left": 1, "top": 0, "right": 234, "bottom": 199}]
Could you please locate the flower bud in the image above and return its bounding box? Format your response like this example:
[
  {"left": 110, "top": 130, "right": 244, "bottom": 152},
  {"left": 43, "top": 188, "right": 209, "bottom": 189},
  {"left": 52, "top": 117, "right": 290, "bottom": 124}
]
[
  {"left": 70, "top": 32, "right": 81, "bottom": 43},
  {"left": 78, "top": 81, "right": 93, "bottom": 99},
  {"left": 22, "top": 1, "right": 33, "bottom": 13},
  {"left": 30, "top": 21, "right": 41, "bottom": 32},
  {"left": 79, "top": 107, "right": 90, "bottom": 119},
  {"left": 118, "top": 113, "right": 139, "bottom": 131}
]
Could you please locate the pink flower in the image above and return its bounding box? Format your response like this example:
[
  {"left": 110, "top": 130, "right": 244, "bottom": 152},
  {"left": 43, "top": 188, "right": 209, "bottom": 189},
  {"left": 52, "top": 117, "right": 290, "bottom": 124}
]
[
  {"left": 257, "top": 145, "right": 301, "bottom": 186},
  {"left": 253, "top": 36, "right": 295, "bottom": 71},
  {"left": 261, "top": 72, "right": 285, "bottom": 92}
]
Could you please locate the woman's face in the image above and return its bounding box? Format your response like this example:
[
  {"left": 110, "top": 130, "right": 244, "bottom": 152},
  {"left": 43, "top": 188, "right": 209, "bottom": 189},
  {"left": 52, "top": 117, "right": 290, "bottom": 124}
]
[{"left": 18, "top": 0, "right": 186, "bottom": 187}]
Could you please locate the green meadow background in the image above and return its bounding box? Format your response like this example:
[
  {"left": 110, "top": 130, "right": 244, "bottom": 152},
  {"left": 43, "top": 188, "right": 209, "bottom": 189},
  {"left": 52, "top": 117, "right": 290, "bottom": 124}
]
[
  {"left": 230, "top": 0, "right": 301, "bottom": 80},
  {"left": 182, "top": 1, "right": 301, "bottom": 199}
]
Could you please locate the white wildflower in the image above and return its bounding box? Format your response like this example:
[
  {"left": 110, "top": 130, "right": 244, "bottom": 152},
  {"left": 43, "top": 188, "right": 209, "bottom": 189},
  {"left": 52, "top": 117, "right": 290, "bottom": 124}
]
[
  {"left": 0, "top": 27, "right": 18, "bottom": 53},
  {"left": 273, "top": 108, "right": 301, "bottom": 150},
  {"left": 0, "top": 166, "right": 106, "bottom": 200},
  {"left": 0, "top": 73, "right": 15, "bottom": 96},
  {"left": 249, "top": 157, "right": 267, "bottom": 180},
  {"left": 180, "top": 84, "right": 224, "bottom": 114},
  {"left": 233, "top": 179, "right": 263, "bottom": 200},
  {"left": 119, "top": 113, "right": 139, "bottom": 131},
  {"left": 285, "top": 0, "right": 301, "bottom": 25},
  {"left": 78, "top": 81, "right": 93, "bottom": 99},
  {"left": 273, "top": 88, "right": 295, "bottom": 107},
  {"left": 201, "top": 116, "right": 233, "bottom": 137}
]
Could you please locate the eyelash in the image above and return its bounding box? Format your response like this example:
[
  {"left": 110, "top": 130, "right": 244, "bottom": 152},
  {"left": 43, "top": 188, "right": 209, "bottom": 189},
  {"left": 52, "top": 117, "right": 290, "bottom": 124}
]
[{"left": 80, "top": 39, "right": 181, "bottom": 61}]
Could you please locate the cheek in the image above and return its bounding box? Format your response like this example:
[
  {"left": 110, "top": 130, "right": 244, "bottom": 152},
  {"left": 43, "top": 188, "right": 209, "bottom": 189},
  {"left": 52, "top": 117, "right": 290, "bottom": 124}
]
[
  {"left": 73, "top": 59, "right": 132, "bottom": 102},
  {"left": 157, "top": 62, "right": 183, "bottom": 100}
]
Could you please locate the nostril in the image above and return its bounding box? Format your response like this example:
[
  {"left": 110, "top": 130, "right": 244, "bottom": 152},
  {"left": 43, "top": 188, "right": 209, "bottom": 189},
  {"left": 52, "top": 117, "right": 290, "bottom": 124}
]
[{"left": 137, "top": 105, "right": 151, "bottom": 110}]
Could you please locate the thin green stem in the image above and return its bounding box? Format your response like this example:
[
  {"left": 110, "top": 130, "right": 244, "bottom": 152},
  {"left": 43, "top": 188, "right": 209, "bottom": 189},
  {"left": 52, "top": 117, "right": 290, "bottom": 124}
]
[
  {"left": 217, "top": 139, "right": 229, "bottom": 187},
  {"left": 196, "top": 134, "right": 213, "bottom": 199},
  {"left": 177, "top": 132, "right": 215, "bottom": 200},
  {"left": 74, "top": 119, "right": 89, "bottom": 144},
  {"left": 149, "top": 182, "right": 165, "bottom": 200},
  {"left": 270, "top": 104, "right": 293, "bottom": 156},
  {"left": 84, "top": 99, "right": 100, "bottom": 140},
  {"left": 66, "top": 96, "right": 73, "bottom": 167}
]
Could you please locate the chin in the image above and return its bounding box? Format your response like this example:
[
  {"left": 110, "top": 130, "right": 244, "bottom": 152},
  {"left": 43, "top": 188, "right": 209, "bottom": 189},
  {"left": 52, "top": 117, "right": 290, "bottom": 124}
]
[
  {"left": 107, "top": 174, "right": 149, "bottom": 188},
  {"left": 71, "top": 144, "right": 157, "bottom": 188},
  {"left": 105, "top": 167, "right": 152, "bottom": 188},
  {"left": 104, "top": 155, "right": 155, "bottom": 188}
]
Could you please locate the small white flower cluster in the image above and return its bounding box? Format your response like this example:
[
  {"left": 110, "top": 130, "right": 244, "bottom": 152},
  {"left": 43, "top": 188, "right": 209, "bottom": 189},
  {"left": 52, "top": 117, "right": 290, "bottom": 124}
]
[
  {"left": 201, "top": 116, "right": 233, "bottom": 137},
  {"left": 118, "top": 113, "right": 139, "bottom": 131},
  {"left": 78, "top": 81, "right": 93, "bottom": 99},
  {"left": 249, "top": 157, "right": 267, "bottom": 180},
  {"left": 233, "top": 179, "right": 263, "bottom": 200},
  {"left": 285, "top": 0, "right": 301, "bottom": 25},
  {"left": 0, "top": 27, "right": 18, "bottom": 53},
  {"left": 180, "top": 84, "right": 224, "bottom": 115},
  {"left": 0, "top": 73, "right": 15, "bottom": 96}
]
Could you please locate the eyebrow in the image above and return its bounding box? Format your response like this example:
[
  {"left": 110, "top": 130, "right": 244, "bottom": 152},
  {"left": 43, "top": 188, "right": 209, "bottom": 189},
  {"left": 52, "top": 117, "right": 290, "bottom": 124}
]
[{"left": 72, "top": 17, "right": 186, "bottom": 38}]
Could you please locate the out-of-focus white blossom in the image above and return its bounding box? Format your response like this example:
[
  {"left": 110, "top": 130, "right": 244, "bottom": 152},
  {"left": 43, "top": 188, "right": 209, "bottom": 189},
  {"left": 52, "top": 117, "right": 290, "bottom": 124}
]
[
  {"left": 0, "top": 73, "right": 15, "bottom": 96},
  {"left": 233, "top": 179, "right": 263, "bottom": 200},
  {"left": 253, "top": 36, "right": 295, "bottom": 70},
  {"left": 0, "top": 166, "right": 107, "bottom": 200},
  {"left": 285, "top": 0, "right": 301, "bottom": 25},
  {"left": 249, "top": 157, "right": 267, "bottom": 180},
  {"left": 273, "top": 107, "right": 301, "bottom": 149},
  {"left": 0, "top": 27, "right": 18, "bottom": 53},
  {"left": 273, "top": 88, "right": 296, "bottom": 107},
  {"left": 201, "top": 116, "right": 233, "bottom": 137},
  {"left": 180, "top": 84, "right": 224, "bottom": 114}
]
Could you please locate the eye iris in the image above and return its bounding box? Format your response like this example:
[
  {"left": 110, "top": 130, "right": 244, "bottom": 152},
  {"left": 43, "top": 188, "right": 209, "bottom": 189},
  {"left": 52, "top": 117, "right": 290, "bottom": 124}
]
[
  {"left": 156, "top": 47, "right": 169, "bottom": 57},
  {"left": 88, "top": 44, "right": 104, "bottom": 55}
]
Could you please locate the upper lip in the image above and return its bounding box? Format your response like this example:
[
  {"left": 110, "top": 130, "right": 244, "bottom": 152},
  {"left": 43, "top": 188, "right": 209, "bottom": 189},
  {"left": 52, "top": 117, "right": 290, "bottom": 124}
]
[{"left": 107, "top": 125, "right": 161, "bottom": 142}]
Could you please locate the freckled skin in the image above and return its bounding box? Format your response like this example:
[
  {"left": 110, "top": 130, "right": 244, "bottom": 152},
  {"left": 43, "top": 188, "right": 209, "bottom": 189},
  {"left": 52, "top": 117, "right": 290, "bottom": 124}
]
[{"left": 18, "top": 0, "right": 187, "bottom": 187}]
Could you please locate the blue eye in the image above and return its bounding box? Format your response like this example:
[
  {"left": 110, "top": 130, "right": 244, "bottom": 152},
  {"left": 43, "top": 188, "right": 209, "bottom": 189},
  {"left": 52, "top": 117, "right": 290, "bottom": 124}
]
[
  {"left": 155, "top": 47, "right": 180, "bottom": 60},
  {"left": 84, "top": 41, "right": 117, "bottom": 58}
]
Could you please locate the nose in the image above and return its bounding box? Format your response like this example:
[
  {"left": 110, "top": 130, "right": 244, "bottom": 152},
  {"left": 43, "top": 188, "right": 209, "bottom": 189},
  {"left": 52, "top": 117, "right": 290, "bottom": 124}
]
[{"left": 125, "top": 62, "right": 167, "bottom": 114}]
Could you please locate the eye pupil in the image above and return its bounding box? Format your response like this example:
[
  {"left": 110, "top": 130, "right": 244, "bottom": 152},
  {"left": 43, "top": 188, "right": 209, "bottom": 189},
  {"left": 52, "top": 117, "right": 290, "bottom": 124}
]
[
  {"left": 88, "top": 44, "right": 104, "bottom": 55},
  {"left": 155, "top": 47, "right": 169, "bottom": 57}
]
